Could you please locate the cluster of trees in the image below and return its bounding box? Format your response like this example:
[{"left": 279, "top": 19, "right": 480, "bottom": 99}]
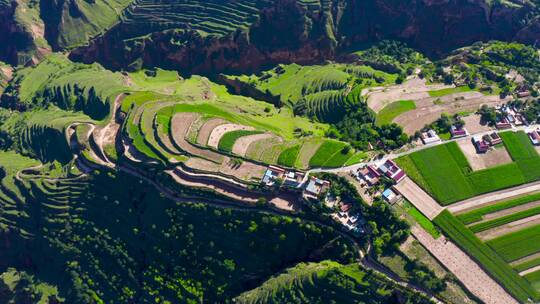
[
  {"left": 328, "top": 101, "right": 409, "bottom": 150},
  {"left": 316, "top": 173, "right": 410, "bottom": 256}
]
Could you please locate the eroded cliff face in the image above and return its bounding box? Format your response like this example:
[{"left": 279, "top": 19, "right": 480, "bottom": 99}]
[
  {"left": 69, "top": 0, "right": 539, "bottom": 74},
  {"left": 70, "top": 0, "right": 339, "bottom": 74},
  {"left": 0, "top": 0, "right": 51, "bottom": 66}
]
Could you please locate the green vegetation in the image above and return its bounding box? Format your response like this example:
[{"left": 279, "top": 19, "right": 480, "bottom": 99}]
[
  {"left": 514, "top": 257, "right": 540, "bottom": 273},
  {"left": 433, "top": 210, "right": 538, "bottom": 302},
  {"left": 376, "top": 100, "right": 416, "bottom": 126},
  {"left": 397, "top": 132, "right": 540, "bottom": 204},
  {"left": 308, "top": 140, "right": 351, "bottom": 168},
  {"left": 218, "top": 130, "right": 263, "bottom": 153},
  {"left": 428, "top": 86, "right": 474, "bottom": 97},
  {"left": 525, "top": 270, "right": 540, "bottom": 289},
  {"left": 2, "top": 54, "right": 124, "bottom": 120},
  {"left": 226, "top": 62, "right": 409, "bottom": 150},
  {"left": 235, "top": 261, "right": 431, "bottom": 304},
  {"left": 469, "top": 205, "right": 540, "bottom": 232},
  {"left": 457, "top": 192, "right": 540, "bottom": 224},
  {"left": 487, "top": 225, "right": 540, "bottom": 262},
  {"left": 277, "top": 144, "right": 301, "bottom": 167},
  {"left": 0, "top": 166, "right": 359, "bottom": 303},
  {"left": 402, "top": 201, "right": 440, "bottom": 238}
]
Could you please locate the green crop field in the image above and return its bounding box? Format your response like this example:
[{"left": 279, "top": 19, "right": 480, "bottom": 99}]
[
  {"left": 469, "top": 205, "right": 540, "bottom": 232},
  {"left": 218, "top": 130, "right": 263, "bottom": 153},
  {"left": 514, "top": 257, "right": 540, "bottom": 273},
  {"left": 428, "top": 86, "right": 474, "bottom": 97},
  {"left": 277, "top": 145, "right": 301, "bottom": 167},
  {"left": 433, "top": 211, "right": 538, "bottom": 302},
  {"left": 375, "top": 100, "right": 416, "bottom": 125},
  {"left": 525, "top": 270, "right": 540, "bottom": 289},
  {"left": 402, "top": 201, "right": 440, "bottom": 238},
  {"left": 308, "top": 140, "right": 349, "bottom": 168},
  {"left": 457, "top": 192, "right": 540, "bottom": 224},
  {"left": 487, "top": 225, "right": 540, "bottom": 262},
  {"left": 397, "top": 132, "right": 540, "bottom": 204}
]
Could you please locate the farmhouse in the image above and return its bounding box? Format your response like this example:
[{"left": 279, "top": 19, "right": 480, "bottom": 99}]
[
  {"left": 357, "top": 165, "right": 381, "bottom": 186},
  {"left": 483, "top": 132, "right": 502, "bottom": 146},
  {"left": 378, "top": 160, "right": 406, "bottom": 183},
  {"left": 382, "top": 188, "right": 400, "bottom": 204},
  {"left": 528, "top": 130, "right": 540, "bottom": 146},
  {"left": 303, "top": 176, "right": 330, "bottom": 199},
  {"left": 421, "top": 129, "right": 441, "bottom": 144},
  {"left": 450, "top": 125, "right": 468, "bottom": 138},
  {"left": 473, "top": 136, "right": 490, "bottom": 153},
  {"left": 262, "top": 166, "right": 285, "bottom": 186},
  {"left": 283, "top": 171, "right": 305, "bottom": 189},
  {"left": 495, "top": 116, "right": 512, "bottom": 130}
]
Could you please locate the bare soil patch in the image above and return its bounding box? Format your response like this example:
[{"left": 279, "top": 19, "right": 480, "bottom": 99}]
[
  {"left": 457, "top": 139, "right": 512, "bottom": 171},
  {"left": 232, "top": 133, "right": 274, "bottom": 157},
  {"left": 185, "top": 157, "right": 266, "bottom": 182},
  {"left": 171, "top": 113, "right": 224, "bottom": 163},
  {"left": 476, "top": 214, "right": 540, "bottom": 241},
  {"left": 296, "top": 139, "right": 324, "bottom": 169},
  {"left": 462, "top": 115, "right": 491, "bottom": 134},
  {"left": 207, "top": 123, "right": 254, "bottom": 149},
  {"left": 394, "top": 95, "right": 506, "bottom": 135},
  {"left": 411, "top": 226, "right": 518, "bottom": 304},
  {"left": 197, "top": 118, "right": 227, "bottom": 145},
  {"left": 0, "top": 66, "right": 13, "bottom": 79},
  {"left": 245, "top": 136, "right": 284, "bottom": 160},
  {"left": 366, "top": 78, "right": 451, "bottom": 112},
  {"left": 394, "top": 177, "right": 444, "bottom": 220}
]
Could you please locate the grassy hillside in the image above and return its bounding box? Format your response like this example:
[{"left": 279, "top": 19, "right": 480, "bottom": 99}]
[
  {"left": 42, "top": 0, "right": 133, "bottom": 49},
  {"left": 225, "top": 63, "right": 397, "bottom": 123},
  {"left": 0, "top": 161, "right": 358, "bottom": 303},
  {"left": 2, "top": 54, "right": 125, "bottom": 120},
  {"left": 235, "top": 261, "right": 431, "bottom": 304}
]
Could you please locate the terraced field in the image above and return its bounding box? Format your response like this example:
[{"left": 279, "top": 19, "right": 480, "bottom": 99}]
[{"left": 225, "top": 63, "right": 397, "bottom": 123}]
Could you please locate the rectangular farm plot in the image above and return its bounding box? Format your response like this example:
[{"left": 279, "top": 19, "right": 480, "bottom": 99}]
[
  {"left": 399, "top": 133, "right": 540, "bottom": 205},
  {"left": 487, "top": 225, "right": 540, "bottom": 262},
  {"left": 405, "top": 143, "right": 474, "bottom": 204}
]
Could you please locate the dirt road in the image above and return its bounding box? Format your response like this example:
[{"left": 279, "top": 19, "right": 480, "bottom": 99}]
[
  {"left": 411, "top": 226, "right": 519, "bottom": 304},
  {"left": 393, "top": 177, "right": 444, "bottom": 220}
]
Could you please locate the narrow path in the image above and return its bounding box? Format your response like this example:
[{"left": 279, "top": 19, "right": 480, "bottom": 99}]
[
  {"left": 448, "top": 180, "right": 540, "bottom": 214},
  {"left": 519, "top": 264, "right": 540, "bottom": 276}
]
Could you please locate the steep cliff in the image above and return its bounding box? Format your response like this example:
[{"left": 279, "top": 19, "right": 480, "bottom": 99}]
[{"left": 70, "top": 0, "right": 540, "bottom": 74}]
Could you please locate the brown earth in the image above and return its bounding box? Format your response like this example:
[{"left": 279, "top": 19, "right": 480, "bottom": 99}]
[
  {"left": 411, "top": 226, "right": 518, "bottom": 304},
  {"left": 394, "top": 94, "right": 507, "bottom": 135},
  {"left": 462, "top": 115, "right": 491, "bottom": 134},
  {"left": 457, "top": 139, "right": 512, "bottom": 171},
  {"left": 171, "top": 113, "right": 224, "bottom": 163},
  {"left": 207, "top": 123, "right": 254, "bottom": 149},
  {"left": 232, "top": 133, "right": 274, "bottom": 157},
  {"left": 197, "top": 118, "right": 227, "bottom": 146}
]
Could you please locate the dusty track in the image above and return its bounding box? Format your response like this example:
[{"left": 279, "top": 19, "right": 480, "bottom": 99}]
[
  {"left": 393, "top": 177, "right": 444, "bottom": 220},
  {"left": 411, "top": 226, "right": 518, "bottom": 304}
]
